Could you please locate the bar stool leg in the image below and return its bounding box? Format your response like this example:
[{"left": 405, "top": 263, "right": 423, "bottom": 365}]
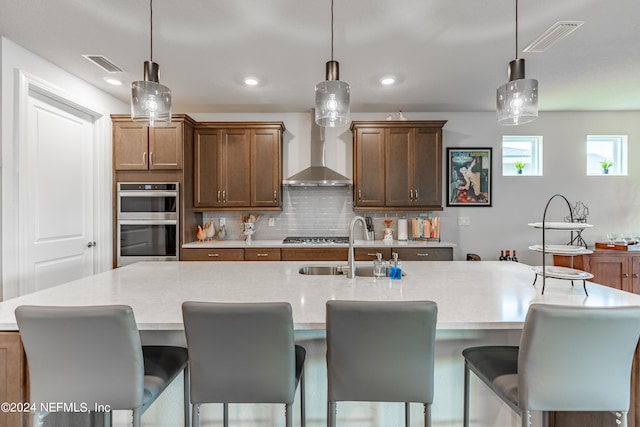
[
  {"left": 328, "top": 401, "right": 337, "bottom": 427},
  {"left": 183, "top": 364, "right": 190, "bottom": 427},
  {"left": 300, "top": 367, "right": 306, "bottom": 427},
  {"left": 405, "top": 402, "right": 410, "bottom": 427},
  {"left": 223, "top": 403, "right": 229, "bottom": 427},
  {"left": 192, "top": 403, "right": 200, "bottom": 427},
  {"left": 463, "top": 361, "right": 470, "bottom": 427},
  {"left": 424, "top": 403, "right": 431, "bottom": 427}
]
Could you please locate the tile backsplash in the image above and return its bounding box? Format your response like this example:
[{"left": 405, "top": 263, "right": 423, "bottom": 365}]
[{"left": 200, "top": 187, "right": 432, "bottom": 241}]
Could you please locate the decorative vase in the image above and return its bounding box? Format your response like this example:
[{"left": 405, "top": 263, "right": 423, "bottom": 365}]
[
  {"left": 603, "top": 168, "right": 609, "bottom": 174},
  {"left": 517, "top": 169, "right": 523, "bottom": 175}
]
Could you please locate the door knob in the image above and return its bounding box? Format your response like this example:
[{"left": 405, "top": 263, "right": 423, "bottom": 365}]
[{"left": 87, "top": 241, "right": 97, "bottom": 248}]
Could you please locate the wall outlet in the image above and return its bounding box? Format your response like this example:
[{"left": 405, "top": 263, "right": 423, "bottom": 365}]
[
  {"left": 268, "top": 216, "right": 275, "bottom": 226},
  {"left": 219, "top": 217, "right": 225, "bottom": 225},
  {"left": 458, "top": 216, "right": 471, "bottom": 226}
]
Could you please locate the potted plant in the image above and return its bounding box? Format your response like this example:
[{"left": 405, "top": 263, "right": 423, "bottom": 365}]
[
  {"left": 600, "top": 160, "right": 613, "bottom": 174},
  {"left": 514, "top": 160, "right": 526, "bottom": 175}
]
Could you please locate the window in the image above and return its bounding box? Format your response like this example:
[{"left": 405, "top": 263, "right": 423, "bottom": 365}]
[
  {"left": 586, "top": 135, "right": 627, "bottom": 176},
  {"left": 502, "top": 136, "right": 543, "bottom": 176}
]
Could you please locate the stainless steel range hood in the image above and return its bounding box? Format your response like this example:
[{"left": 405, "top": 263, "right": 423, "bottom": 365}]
[{"left": 283, "top": 110, "right": 352, "bottom": 186}]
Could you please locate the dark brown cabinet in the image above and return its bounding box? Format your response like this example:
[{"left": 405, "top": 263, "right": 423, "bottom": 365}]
[
  {"left": 193, "top": 123, "right": 284, "bottom": 211},
  {"left": 113, "top": 117, "right": 187, "bottom": 170},
  {"left": 392, "top": 247, "right": 453, "bottom": 261},
  {"left": 351, "top": 121, "right": 446, "bottom": 211}
]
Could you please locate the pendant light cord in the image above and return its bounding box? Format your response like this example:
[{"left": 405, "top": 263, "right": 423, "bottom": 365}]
[
  {"left": 149, "top": 0, "right": 154, "bottom": 62},
  {"left": 330, "top": 0, "right": 334, "bottom": 61}
]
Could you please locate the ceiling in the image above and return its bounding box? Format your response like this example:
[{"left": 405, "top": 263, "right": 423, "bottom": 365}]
[{"left": 1, "top": 0, "right": 638, "bottom": 114}]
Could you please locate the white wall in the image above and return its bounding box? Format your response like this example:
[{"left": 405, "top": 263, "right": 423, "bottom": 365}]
[
  {"left": 192, "top": 110, "right": 640, "bottom": 264},
  {"left": 0, "top": 37, "right": 128, "bottom": 299}
]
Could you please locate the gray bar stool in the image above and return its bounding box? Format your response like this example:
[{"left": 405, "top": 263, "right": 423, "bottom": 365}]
[
  {"left": 463, "top": 304, "right": 640, "bottom": 427},
  {"left": 15, "top": 305, "right": 189, "bottom": 427},
  {"left": 181, "top": 301, "right": 306, "bottom": 427},
  {"left": 326, "top": 300, "right": 438, "bottom": 427}
]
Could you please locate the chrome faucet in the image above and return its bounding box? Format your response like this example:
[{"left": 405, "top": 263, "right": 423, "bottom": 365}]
[{"left": 347, "top": 216, "right": 370, "bottom": 278}]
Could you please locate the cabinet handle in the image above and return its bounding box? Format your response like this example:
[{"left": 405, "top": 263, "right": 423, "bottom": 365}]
[
  {"left": 256, "top": 253, "right": 269, "bottom": 257},
  {"left": 416, "top": 253, "right": 430, "bottom": 257},
  {"left": 623, "top": 273, "right": 629, "bottom": 278},
  {"left": 207, "top": 253, "right": 220, "bottom": 257},
  {"left": 222, "top": 190, "right": 226, "bottom": 203},
  {"left": 273, "top": 190, "right": 277, "bottom": 202},
  {"left": 149, "top": 152, "right": 153, "bottom": 166},
  {"left": 414, "top": 189, "right": 419, "bottom": 200},
  {"left": 358, "top": 189, "right": 362, "bottom": 201},
  {"left": 143, "top": 152, "right": 147, "bottom": 165},
  {"left": 217, "top": 190, "right": 221, "bottom": 203}
]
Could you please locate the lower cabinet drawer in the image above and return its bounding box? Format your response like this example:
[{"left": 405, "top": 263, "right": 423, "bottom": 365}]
[
  {"left": 181, "top": 248, "right": 244, "bottom": 261},
  {"left": 244, "top": 248, "right": 281, "bottom": 261},
  {"left": 355, "top": 248, "right": 392, "bottom": 261},
  {"left": 281, "top": 248, "right": 348, "bottom": 261},
  {"left": 392, "top": 247, "right": 453, "bottom": 261}
]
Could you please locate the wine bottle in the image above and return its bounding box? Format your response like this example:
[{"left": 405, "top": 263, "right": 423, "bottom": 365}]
[
  {"left": 512, "top": 250, "right": 518, "bottom": 262},
  {"left": 505, "top": 250, "right": 512, "bottom": 261},
  {"left": 499, "top": 250, "right": 506, "bottom": 261}
]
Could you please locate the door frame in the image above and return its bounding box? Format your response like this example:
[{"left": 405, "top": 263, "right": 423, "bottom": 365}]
[{"left": 3, "top": 70, "right": 112, "bottom": 298}]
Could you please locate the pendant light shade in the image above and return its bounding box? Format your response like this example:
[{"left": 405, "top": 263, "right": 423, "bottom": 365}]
[
  {"left": 131, "top": 0, "right": 171, "bottom": 127},
  {"left": 496, "top": 59, "right": 538, "bottom": 125},
  {"left": 496, "top": 0, "right": 538, "bottom": 126},
  {"left": 315, "top": 0, "right": 350, "bottom": 127}
]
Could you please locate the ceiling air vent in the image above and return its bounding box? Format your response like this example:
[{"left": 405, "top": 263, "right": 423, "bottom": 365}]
[
  {"left": 523, "top": 21, "right": 584, "bottom": 53},
  {"left": 82, "top": 54, "right": 124, "bottom": 73}
]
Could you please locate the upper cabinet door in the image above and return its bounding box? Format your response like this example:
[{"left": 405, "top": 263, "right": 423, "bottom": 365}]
[
  {"left": 113, "top": 121, "right": 148, "bottom": 170},
  {"left": 219, "top": 129, "right": 251, "bottom": 207},
  {"left": 385, "top": 127, "right": 413, "bottom": 206},
  {"left": 412, "top": 127, "right": 442, "bottom": 208},
  {"left": 251, "top": 128, "right": 281, "bottom": 207},
  {"left": 354, "top": 127, "right": 386, "bottom": 207},
  {"left": 193, "top": 129, "right": 221, "bottom": 208},
  {"left": 149, "top": 123, "right": 183, "bottom": 169}
]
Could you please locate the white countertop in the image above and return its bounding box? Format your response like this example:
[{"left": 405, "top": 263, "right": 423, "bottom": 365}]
[
  {"left": 182, "top": 239, "right": 456, "bottom": 248},
  {"left": 1, "top": 261, "right": 638, "bottom": 331}
]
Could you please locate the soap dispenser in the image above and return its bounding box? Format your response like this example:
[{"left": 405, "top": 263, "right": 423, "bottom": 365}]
[{"left": 390, "top": 252, "right": 402, "bottom": 280}]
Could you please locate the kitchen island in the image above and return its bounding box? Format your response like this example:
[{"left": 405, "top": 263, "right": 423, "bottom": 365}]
[{"left": 1, "top": 260, "right": 639, "bottom": 427}]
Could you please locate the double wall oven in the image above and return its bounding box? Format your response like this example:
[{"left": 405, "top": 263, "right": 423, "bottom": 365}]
[{"left": 117, "top": 182, "right": 179, "bottom": 267}]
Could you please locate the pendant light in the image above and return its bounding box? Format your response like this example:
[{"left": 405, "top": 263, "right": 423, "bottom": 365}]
[
  {"left": 131, "top": 0, "right": 171, "bottom": 127},
  {"left": 315, "top": 0, "right": 350, "bottom": 127},
  {"left": 496, "top": 0, "right": 538, "bottom": 126}
]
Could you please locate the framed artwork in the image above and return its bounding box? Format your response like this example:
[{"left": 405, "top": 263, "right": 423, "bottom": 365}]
[{"left": 447, "top": 148, "right": 492, "bottom": 207}]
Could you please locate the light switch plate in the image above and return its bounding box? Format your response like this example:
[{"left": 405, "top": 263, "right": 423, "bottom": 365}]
[
  {"left": 268, "top": 217, "right": 275, "bottom": 226},
  {"left": 219, "top": 217, "right": 225, "bottom": 225},
  {"left": 458, "top": 216, "right": 471, "bottom": 226}
]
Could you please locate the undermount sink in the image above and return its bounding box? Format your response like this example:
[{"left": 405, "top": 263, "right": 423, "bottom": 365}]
[{"left": 298, "top": 265, "right": 406, "bottom": 277}]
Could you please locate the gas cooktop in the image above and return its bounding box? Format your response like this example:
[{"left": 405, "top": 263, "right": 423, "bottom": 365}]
[{"left": 282, "top": 236, "right": 349, "bottom": 244}]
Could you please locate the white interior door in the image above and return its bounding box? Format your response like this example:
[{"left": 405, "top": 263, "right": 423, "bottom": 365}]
[{"left": 19, "top": 90, "right": 96, "bottom": 293}]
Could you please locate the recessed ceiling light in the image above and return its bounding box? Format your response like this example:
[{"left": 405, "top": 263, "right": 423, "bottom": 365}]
[
  {"left": 104, "top": 77, "right": 123, "bottom": 86},
  {"left": 380, "top": 76, "right": 396, "bottom": 85},
  {"left": 244, "top": 77, "right": 260, "bottom": 86}
]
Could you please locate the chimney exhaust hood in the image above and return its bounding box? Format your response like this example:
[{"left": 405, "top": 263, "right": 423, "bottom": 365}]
[{"left": 283, "top": 109, "right": 352, "bottom": 186}]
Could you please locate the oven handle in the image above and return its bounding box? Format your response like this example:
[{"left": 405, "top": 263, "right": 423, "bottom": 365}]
[
  {"left": 118, "top": 219, "right": 178, "bottom": 225},
  {"left": 118, "top": 191, "right": 179, "bottom": 198}
]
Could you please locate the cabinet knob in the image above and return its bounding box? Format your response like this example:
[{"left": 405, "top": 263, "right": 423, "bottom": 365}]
[
  {"left": 633, "top": 274, "right": 639, "bottom": 279},
  {"left": 623, "top": 273, "right": 629, "bottom": 278}
]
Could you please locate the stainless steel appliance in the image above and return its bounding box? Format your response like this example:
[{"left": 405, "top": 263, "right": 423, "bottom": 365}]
[
  {"left": 283, "top": 236, "right": 349, "bottom": 244},
  {"left": 117, "top": 182, "right": 179, "bottom": 266}
]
